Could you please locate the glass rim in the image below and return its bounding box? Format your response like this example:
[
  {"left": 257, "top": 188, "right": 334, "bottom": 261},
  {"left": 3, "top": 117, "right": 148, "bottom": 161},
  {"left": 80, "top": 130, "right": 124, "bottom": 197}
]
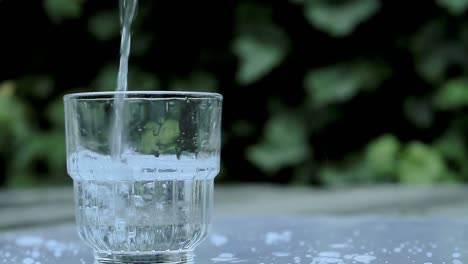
[{"left": 63, "top": 91, "right": 223, "bottom": 101}]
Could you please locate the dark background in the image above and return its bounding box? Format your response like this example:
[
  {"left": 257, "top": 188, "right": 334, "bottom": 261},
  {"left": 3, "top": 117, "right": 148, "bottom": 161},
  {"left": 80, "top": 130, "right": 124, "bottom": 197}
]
[{"left": 1, "top": 0, "right": 468, "bottom": 188}]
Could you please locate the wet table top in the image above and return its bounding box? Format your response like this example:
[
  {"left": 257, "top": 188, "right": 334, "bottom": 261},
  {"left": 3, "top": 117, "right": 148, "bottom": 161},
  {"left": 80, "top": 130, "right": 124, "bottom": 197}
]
[{"left": 0, "top": 216, "right": 467, "bottom": 264}]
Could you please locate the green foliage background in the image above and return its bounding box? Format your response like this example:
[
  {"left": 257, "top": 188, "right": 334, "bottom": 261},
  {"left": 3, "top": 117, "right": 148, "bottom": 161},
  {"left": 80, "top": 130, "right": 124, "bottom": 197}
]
[{"left": 1, "top": 0, "right": 468, "bottom": 187}]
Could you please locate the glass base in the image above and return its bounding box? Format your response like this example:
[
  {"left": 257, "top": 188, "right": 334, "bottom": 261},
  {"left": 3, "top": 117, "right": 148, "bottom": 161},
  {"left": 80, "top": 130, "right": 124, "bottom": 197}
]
[{"left": 94, "top": 250, "right": 194, "bottom": 264}]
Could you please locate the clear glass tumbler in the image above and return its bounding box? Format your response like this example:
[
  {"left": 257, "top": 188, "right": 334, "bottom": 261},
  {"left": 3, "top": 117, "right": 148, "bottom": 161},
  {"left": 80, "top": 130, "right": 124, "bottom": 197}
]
[{"left": 63, "top": 91, "right": 223, "bottom": 264}]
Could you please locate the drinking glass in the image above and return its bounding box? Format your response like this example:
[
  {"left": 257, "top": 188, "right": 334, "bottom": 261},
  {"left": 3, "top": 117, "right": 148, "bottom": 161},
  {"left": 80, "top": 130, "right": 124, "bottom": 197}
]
[{"left": 63, "top": 91, "right": 223, "bottom": 264}]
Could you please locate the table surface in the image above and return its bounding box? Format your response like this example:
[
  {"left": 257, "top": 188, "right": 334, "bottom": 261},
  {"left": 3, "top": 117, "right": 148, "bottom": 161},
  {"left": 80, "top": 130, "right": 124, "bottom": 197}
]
[
  {"left": 1, "top": 216, "right": 467, "bottom": 264},
  {"left": 2, "top": 184, "right": 468, "bottom": 230}
]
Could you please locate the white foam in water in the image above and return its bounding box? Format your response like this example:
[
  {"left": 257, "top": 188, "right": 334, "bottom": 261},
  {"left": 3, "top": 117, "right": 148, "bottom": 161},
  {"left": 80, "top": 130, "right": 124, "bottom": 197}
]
[
  {"left": 272, "top": 252, "right": 290, "bottom": 257},
  {"left": 68, "top": 150, "right": 220, "bottom": 181}
]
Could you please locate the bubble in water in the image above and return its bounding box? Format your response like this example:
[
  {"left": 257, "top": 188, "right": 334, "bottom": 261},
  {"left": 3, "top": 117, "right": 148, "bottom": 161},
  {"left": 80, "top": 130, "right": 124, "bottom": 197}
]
[
  {"left": 75, "top": 179, "right": 213, "bottom": 252},
  {"left": 134, "top": 195, "right": 144, "bottom": 207}
]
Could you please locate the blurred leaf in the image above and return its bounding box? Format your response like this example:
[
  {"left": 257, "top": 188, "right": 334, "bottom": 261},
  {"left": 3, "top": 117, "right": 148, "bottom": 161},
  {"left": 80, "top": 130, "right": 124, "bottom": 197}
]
[
  {"left": 93, "top": 65, "right": 159, "bottom": 91},
  {"left": 155, "top": 120, "right": 180, "bottom": 145},
  {"left": 434, "top": 78, "right": 468, "bottom": 110},
  {"left": 320, "top": 158, "right": 374, "bottom": 185},
  {"left": 434, "top": 127, "right": 468, "bottom": 180},
  {"left": 247, "top": 114, "right": 310, "bottom": 174},
  {"left": 305, "top": 108, "right": 340, "bottom": 132},
  {"left": 88, "top": 10, "right": 120, "bottom": 42},
  {"left": 0, "top": 81, "right": 30, "bottom": 141},
  {"left": 93, "top": 65, "right": 118, "bottom": 91},
  {"left": 233, "top": 36, "right": 288, "bottom": 85},
  {"left": 43, "top": 0, "right": 84, "bottom": 23},
  {"left": 411, "top": 19, "right": 445, "bottom": 54},
  {"left": 170, "top": 71, "right": 217, "bottom": 92},
  {"left": 417, "top": 44, "right": 468, "bottom": 84},
  {"left": 139, "top": 120, "right": 180, "bottom": 156},
  {"left": 233, "top": 3, "right": 290, "bottom": 85},
  {"left": 403, "top": 97, "right": 434, "bottom": 128},
  {"left": 129, "top": 70, "right": 160, "bottom": 91},
  {"left": 17, "top": 75, "right": 54, "bottom": 99},
  {"left": 366, "top": 134, "right": 400, "bottom": 177},
  {"left": 305, "top": 60, "right": 390, "bottom": 106},
  {"left": 42, "top": 132, "right": 67, "bottom": 171},
  {"left": 231, "top": 120, "right": 255, "bottom": 138},
  {"left": 301, "top": 0, "right": 380, "bottom": 37},
  {"left": 0, "top": 81, "right": 16, "bottom": 125},
  {"left": 13, "top": 133, "right": 66, "bottom": 170},
  {"left": 47, "top": 98, "right": 65, "bottom": 128},
  {"left": 397, "top": 142, "right": 452, "bottom": 184},
  {"left": 7, "top": 173, "right": 37, "bottom": 188},
  {"left": 434, "top": 129, "right": 467, "bottom": 164},
  {"left": 436, "top": 0, "right": 468, "bottom": 15},
  {"left": 291, "top": 164, "right": 315, "bottom": 185},
  {"left": 412, "top": 20, "right": 468, "bottom": 83},
  {"left": 132, "top": 33, "right": 154, "bottom": 57},
  {"left": 460, "top": 22, "right": 468, "bottom": 46}
]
